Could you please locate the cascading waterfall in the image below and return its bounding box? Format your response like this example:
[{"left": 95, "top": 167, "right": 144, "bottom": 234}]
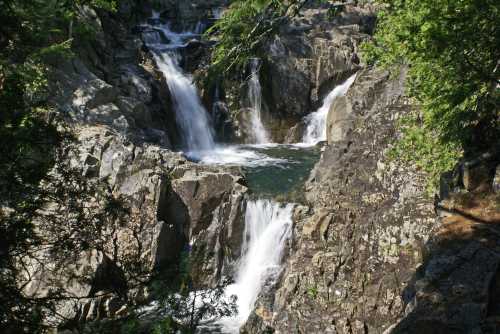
[
  {"left": 144, "top": 21, "right": 215, "bottom": 152},
  {"left": 219, "top": 199, "right": 294, "bottom": 333},
  {"left": 140, "top": 13, "right": 321, "bottom": 334},
  {"left": 153, "top": 51, "right": 215, "bottom": 151},
  {"left": 247, "top": 59, "right": 270, "bottom": 144},
  {"left": 301, "top": 73, "right": 357, "bottom": 145}
]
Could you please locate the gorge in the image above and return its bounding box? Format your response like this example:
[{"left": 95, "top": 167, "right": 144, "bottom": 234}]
[{"left": 1, "top": 1, "right": 499, "bottom": 334}]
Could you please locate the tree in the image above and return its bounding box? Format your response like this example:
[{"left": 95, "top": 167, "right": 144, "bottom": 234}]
[
  {"left": 362, "top": 0, "right": 500, "bottom": 189},
  {"left": 204, "top": 0, "right": 312, "bottom": 77},
  {"left": 0, "top": 0, "right": 119, "bottom": 332},
  {"left": 148, "top": 252, "right": 237, "bottom": 334}
]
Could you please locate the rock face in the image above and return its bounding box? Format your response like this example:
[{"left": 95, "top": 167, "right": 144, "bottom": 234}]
[
  {"left": 156, "top": 0, "right": 228, "bottom": 31},
  {"left": 243, "top": 68, "right": 437, "bottom": 333},
  {"left": 392, "top": 191, "right": 500, "bottom": 334},
  {"left": 167, "top": 164, "right": 248, "bottom": 286},
  {"left": 259, "top": 4, "right": 375, "bottom": 141},
  {"left": 51, "top": 5, "right": 180, "bottom": 148},
  {"left": 24, "top": 124, "right": 248, "bottom": 323},
  {"left": 243, "top": 65, "right": 500, "bottom": 333},
  {"left": 23, "top": 2, "right": 249, "bottom": 326},
  {"left": 211, "top": 4, "right": 376, "bottom": 143}
]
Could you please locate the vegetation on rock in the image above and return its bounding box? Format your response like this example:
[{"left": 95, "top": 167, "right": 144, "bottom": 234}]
[
  {"left": 362, "top": 0, "right": 500, "bottom": 189},
  {"left": 205, "top": 0, "right": 311, "bottom": 76},
  {"left": 0, "top": 0, "right": 118, "bottom": 331}
]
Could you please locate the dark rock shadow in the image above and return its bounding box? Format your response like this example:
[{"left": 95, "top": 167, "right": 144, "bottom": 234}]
[{"left": 393, "top": 190, "right": 500, "bottom": 334}]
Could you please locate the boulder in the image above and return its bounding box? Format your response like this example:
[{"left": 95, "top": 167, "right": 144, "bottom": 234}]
[{"left": 168, "top": 164, "right": 248, "bottom": 286}]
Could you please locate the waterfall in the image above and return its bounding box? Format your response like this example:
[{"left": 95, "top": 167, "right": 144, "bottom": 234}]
[
  {"left": 247, "top": 59, "right": 270, "bottom": 144},
  {"left": 145, "top": 21, "right": 216, "bottom": 152},
  {"left": 219, "top": 199, "right": 294, "bottom": 333},
  {"left": 153, "top": 52, "right": 215, "bottom": 151},
  {"left": 301, "top": 74, "right": 357, "bottom": 145}
]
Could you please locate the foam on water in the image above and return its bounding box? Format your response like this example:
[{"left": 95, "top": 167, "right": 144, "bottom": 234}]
[
  {"left": 186, "top": 145, "right": 287, "bottom": 167},
  {"left": 218, "top": 199, "right": 294, "bottom": 333}
]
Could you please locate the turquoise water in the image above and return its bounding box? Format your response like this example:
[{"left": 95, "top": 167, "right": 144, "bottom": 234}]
[
  {"left": 187, "top": 143, "right": 322, "bottom": 200},
  {"left": 241, "top": 145, "right": 322, "bottom": 199}
]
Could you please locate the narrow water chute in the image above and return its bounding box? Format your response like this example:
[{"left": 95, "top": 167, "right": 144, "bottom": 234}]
[
  {"left": 300, "top": 73, "right": 357, "bottom": 145},
  {"left": 144, "top": 20, "right": 216, "bottom": 152},
  {"left": 247, "top": 59, "right": 270, "bottom": 144},
  {"left": 218, "top": 199, "right": 294, "bottom": 333}
]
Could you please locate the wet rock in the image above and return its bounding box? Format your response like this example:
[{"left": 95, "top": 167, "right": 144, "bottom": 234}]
[{"left": 284, "top": 120, "right": 306, "bottom": 144}]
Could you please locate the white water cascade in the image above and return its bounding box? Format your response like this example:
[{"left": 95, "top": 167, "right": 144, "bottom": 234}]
[
  {"left": 300, "top": 73, "right": 357, "bottom": 145},
  {"left": 144, "top": 20, "right": 216, "bottom": 152},
  {"left": 247, "top": 59, "right": 270, "bottom": 144},
  {"left": 154, "top": 51, "right": 215, "bottom": 151},
  {"left": 219, "top": 199, "right": 294, "bottom": 333}
]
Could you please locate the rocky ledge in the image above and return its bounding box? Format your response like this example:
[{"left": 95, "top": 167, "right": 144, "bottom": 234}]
[{"left": 243, "top": 66, "right": 500, "bottom": 333}]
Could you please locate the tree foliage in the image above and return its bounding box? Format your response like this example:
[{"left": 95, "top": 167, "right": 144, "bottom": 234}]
[
  {"left": 362, "top": 0, "right": 500, "bottom": 188},
  {"left": 144, "top": 250, "right": 237, "bottom": 334},
  {"left": 0, "top": 2, "right": 239, "bottom": 332},
  {"left": 0, "top": 0, "right": 118, "bottom": 332},
  {"left": 205, "top": 0, "right": 311, "bottom": 76}
]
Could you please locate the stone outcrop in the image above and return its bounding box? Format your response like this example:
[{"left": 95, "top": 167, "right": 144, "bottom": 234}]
[
  {"left": 22, "top": 2, "right": 250, "bottom": 327},
  {"left": 243, "top": 67, "right": 437, "bottom": 333},
  {"left": 167, "top": 164, "right": 248, "bottom": 286},
  {"left": 391, "top": 191, "right": 500, "bottom": 334},
  {"left": 155, "top": 0, "right": 228, "bottom": 31},
  {"left": 243, "top": 63, "right": 500, "bottom": 333},
  {"left": 50, "top": 5, "right": 180, "bottom": 148},
  {"left": 259, "top": 4, "right": 376, "bottom": 142},
  {"left": 213, "top": 4, "right": 376, "bottom": 143}
]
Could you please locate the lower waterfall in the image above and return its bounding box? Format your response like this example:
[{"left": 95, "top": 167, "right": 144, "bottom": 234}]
[{"left": 218, "top": 199, "right": 294, "bottom": 333}]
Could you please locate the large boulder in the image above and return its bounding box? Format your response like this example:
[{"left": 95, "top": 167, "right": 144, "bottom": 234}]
[
  {"left": 168, "top": 164, "right": 248, "bottom": 286},
  {"left": 326, "top": 68, "right": 406, "bottom": 144}
]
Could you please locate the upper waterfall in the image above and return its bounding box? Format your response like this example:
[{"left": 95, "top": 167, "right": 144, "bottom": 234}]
[
  {"left": 144, "top": 19, "right": 215, "bottom": 152},
  {"left": 247, "top": 59, "right": 270, "bottom": 144},
  {"left": 300, "top": 74, "right": 357, "bottom": 145}
]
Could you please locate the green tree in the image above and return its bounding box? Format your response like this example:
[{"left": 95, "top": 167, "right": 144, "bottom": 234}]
[
  {"left": 149, "top": 252, "right": 237, "bottom": 334},
  {"left": 362, "top": 0, "right": 500, "bottom": 189},
  {"left": 0, "top": 0, "right": 118, "bottom": 332},
  {"left": 205, "top": 0, "right": 312, "bottom": 76}
]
